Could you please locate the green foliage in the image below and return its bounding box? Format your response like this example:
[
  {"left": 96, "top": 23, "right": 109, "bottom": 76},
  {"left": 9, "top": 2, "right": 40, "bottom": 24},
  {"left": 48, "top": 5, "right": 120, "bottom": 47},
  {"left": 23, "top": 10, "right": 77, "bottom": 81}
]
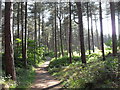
[
  {"left": 48, "top": 56, "right": 81, "bottom": 68},
  {"left": 105, "top": 39, "right": 112, "bottom": 47},
  {"left": 0, "top": 76, "right": 17, "bottom": 88},
  {"left": 15, "top": 38, "right": 22, "bottom": 43},
  {"left": 16, "top": 67, "right": 35, "bottom": 88},
  {"left": 48, "top": 53, "right": 119, "bottom": 88},
  {"left": 14, "top": 39, "right": 45, "bottom": 67},
  {"left": 44, "top": 51, "right": 54, "bottom": 58}
]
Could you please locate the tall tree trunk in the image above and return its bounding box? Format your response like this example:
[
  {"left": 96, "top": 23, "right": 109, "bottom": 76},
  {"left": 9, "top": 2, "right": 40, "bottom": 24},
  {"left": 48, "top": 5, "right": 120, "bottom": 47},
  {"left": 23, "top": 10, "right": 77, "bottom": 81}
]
[
  {"left": 21, "top": 2, "right": 25, "bottom": 63},
  {"left": 118, "top": 11, "right": 120, "bottom": 49},
  {"left": 54, "top": 3, "right": 57, "bottom": 59},
  {"left": 4, "top": 2, "right": 16, "bottom": 80},
  {"left": 17, "top": 2, "right": 20, "bottom": 39},
  {"left": 90, "top": 7, "right": 94, "bottom": 52},
  {"left": 42, "top": 12, "right": 44, "bottom": 44},
  {"left": 76, "top": 2, "right": 86, "bottom": 64},
  {"left": 12, "top": 9, "right": 15, "bottom": 44},
  {"left": 0, "top": 1, "right": 1, "bottom": 76},
  {"left": 59, "top": 19, "right": 64, "bottom": 56},
  {"left": 87, "top": 2, "right": 91, "bottom": 54},
  {"left": 99, "top": 2, "right": 105, "bottom": 60},
  {"left": 38, "top": 13, "right": 41, "bottom": 47},
  {"left": 118, "top": 54, "right": 120, "bottom": 88},
  {"left": 52, "top": 23, "right": 54, "bottom": 52},
  {"left": 17, "top": 2, "right": 20, "bottom": 48},
  {"left": 94, "top": 14, "right": 99, "bottom": 49},
  {"left": 69, "top": 2, "right": 72, "bottom": 63},
  {"left": 34, "top": 2, "right": 37, "bottom": 62},
  {"left": 110, "top": 2, "right": 117, "bottom": 55},
  {"left": 23, "top": 2, "right": 27, "bottom": 68}
]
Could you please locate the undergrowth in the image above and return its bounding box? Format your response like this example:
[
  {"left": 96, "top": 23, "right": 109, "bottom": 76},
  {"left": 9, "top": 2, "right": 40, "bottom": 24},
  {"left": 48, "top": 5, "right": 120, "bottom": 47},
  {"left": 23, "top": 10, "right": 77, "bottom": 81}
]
[
  {"left": 48, "top": 52, "right": 119, "bottom": 89},
  {"left": 16, "top": 66, "right": 35, "bottom": 89}
]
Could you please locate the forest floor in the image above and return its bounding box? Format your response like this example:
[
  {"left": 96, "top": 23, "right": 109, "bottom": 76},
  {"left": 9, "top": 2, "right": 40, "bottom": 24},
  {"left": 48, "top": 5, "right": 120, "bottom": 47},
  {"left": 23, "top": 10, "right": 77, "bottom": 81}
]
[{"left": 30, "top": 57, "right": 62, "bottom": 89}]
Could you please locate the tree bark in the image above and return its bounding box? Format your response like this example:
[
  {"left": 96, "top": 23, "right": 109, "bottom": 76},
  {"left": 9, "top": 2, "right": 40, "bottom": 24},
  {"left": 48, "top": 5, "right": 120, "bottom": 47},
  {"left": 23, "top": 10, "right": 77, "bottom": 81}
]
[
  {"left": 76, "top": 2, "right": 86, "bottom": 64},
  {"left": 94, "top": 14, "right": 100, "bottom": 49},
  {"left": 59, "top": 19, "right": 64, "bottom": 56},
  {"left": 69, "top": 2, "right": 72, "bottom": 63},
  {"left": 17, "top": 2, "right": 20, "bottom": 39},
  {"left": 99, "top": 2, "right": 105, "bottom": 60},
  {"left": 38, "top": 13, "right": 41, "bottom": 47},
  {"left": 23, "top": 2, "right": 27, "bottom": 68},
  {"left": 21, "top": 2, "right": 25, "bottom": 63},
  {"left": 41, "top": 12, "right": 44, "bottom": 44},
  {"left": 4, "top": 2, "right": 16, "bottom": 80},
  {"left": 118, "top": 11, "right": 120, "bottom": 49},
  {"left": 90, "top": 6, "right": 94, "bottom": 52},
  {"left": 54, "top": 3, "right": 57, "bottom": 59},
  {"left": 110, "top": 2, "right": 117, "bottom": 55},
  {"left": 34, "top": 2, "right": 37, "bottom": 62},
  {"left": 87, "top": 2, "right": 91, "bottom": 54}
]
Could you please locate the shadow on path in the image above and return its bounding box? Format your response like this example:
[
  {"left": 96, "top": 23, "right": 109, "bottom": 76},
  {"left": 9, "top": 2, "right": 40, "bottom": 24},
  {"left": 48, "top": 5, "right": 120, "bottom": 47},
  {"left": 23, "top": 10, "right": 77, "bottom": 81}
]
[{"left": 30, "top": 58, "right": 63, "bottom": 89}]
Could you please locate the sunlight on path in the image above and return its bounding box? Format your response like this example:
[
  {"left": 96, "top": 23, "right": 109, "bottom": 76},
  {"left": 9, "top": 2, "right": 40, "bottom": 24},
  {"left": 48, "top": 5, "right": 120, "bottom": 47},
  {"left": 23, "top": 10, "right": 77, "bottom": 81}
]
[{"left": 30, "top": 58, "right": 62, "bottom": 89}]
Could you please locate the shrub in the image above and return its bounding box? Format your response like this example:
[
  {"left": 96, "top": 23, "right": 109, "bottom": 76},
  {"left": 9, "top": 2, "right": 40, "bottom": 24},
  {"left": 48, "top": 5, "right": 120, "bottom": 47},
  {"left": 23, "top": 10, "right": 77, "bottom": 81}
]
[{"left": 48, "top": 56, "right": 81, "bottom": 68}]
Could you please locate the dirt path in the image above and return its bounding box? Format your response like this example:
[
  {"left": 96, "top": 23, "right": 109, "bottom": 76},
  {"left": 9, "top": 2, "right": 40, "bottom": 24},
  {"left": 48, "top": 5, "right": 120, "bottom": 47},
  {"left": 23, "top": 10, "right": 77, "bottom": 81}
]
[{"left": 30, "top": 58, "right": 62, "bottom": 89}]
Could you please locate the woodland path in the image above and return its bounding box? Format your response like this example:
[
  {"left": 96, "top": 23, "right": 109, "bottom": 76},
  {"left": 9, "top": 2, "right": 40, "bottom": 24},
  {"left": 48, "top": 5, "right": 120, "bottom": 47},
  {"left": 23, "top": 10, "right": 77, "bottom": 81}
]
[{"left": 30, "top": 57, "right": 62, "bottom": 90}]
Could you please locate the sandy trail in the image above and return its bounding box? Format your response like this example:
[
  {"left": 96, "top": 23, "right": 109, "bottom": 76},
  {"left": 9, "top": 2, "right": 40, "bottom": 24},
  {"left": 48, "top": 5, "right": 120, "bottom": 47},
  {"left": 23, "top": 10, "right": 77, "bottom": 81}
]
[{"left": 30, "top": 58, "right": 62, "bottom": 89}]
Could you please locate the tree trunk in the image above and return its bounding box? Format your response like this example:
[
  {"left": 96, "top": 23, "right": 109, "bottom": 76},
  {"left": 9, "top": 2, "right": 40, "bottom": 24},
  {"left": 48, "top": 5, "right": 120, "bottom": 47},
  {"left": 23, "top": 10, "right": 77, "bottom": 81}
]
[
  {"left": 42, "top": 12, "right": 44, "bottom": 44},
  {"left": 12, "top": 9, "right": 15, "bottom": 44},
  {"left": 118, "top": 54, "right": 120, "bottom": 88},
  {"left": 59, "top": 19, "right": 64, "bottom": 56},
  {"left": 17, "top": 2, "right": 20, "bottom": 48},
  {"left": 21, "top": 2, "right": 25, "bottom": 64},
  {"left": 23, "top": 2, "right": 27, "bottom": 68},
  {"left": 90, "top": 7, "right": 94, "bottom": 52},
  {"left": 94, "top": 14, "right": 100, "bottom": 49},
  {"left": 99, "top": 2, "right": 105, "bottom": 60},
  {"left": 87, "top": 2, "right": 91, "bottom": 54},
  {"left": 54, "top": 3, "right": 57, "bottom": 59},
  {"left": 69, "top": 2, "right": 72, "bottom": 63},
  {"left": 110, "top": 2, "right": 117, "bottom": 55},
  {"left": 34, "top": 2, "right": 37, "bottom": 62},
  {"left": 52, "top": 23, "right": 54, "bottom": 52},
  {"left": 76, "top": 2, "right": 86, "bottom": 64},
  {"left": 17, "top": 2, "right": 20, "bottom": 39},
  {"left": 4, "top": 2, "right": 16, "bottom": 80},
  {"left": 38, "top": 13, "right": 41, "bottom": 47},
  {"left": 118, "top": 11, "right": 120, "bottom": 49}
]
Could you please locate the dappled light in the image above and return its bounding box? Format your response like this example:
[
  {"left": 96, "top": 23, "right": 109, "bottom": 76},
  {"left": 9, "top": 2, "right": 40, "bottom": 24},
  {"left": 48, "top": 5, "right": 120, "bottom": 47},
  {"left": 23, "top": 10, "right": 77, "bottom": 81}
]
[{"left": 1, "top": 1, "right": 120, "bottom": 89}]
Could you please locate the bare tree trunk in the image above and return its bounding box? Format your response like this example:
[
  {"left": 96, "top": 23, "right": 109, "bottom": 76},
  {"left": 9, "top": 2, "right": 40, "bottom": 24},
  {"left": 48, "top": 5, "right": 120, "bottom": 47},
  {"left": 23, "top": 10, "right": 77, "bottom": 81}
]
[
  {"left": 34, "top": 2, "right": 37, "bottom": 62},
  {"left": 17, "top": 2, "right": 20, "bottom": 49},
  {"left": 90, "top": 8, "right": 94, "bottom": 52},
  {"left": 12, "top": 8, "right": 15, "bottom": 45},
  {"left": 54, "top": 3, "right": 57, "bottom": 59},
  {"left": 99, "top": 2, "right": 105, "bottom": 60},
  {"left": 87, "top": 2, "right": 91, "bottom": 54},
  {"left": 52, "top": 23, "right": 54, "bottom": 52},
  {"left": 110, "top": 2, "right": 117, "bottom": 55},
  {"left": 76, "top": 2, "right": 86, "bottom": 64},
  {"left": 17, "top": 2, "right": 20, "bottom": 39},
  {"left": 59, "top": 19, "right": 64, "bottom": 56},
  {"left": 41, "top": 12, "right": 44, "bottom": 44},
  {"left": 38, "top": 13, "right": 41, "bottom": 47},
  {"left": 21, "top": 2, "right": 25, "bottom": 63},
  {"left": 94, "top": 14, "right": 100, "bottom": 49},
  {"left": 4, "top": 2, "right": 16, "bottom": 80},
  {"left": 118, "top": 54, "right": 120, "bottom": 88},
  {"left": 23, "top": 2, "right": 27, "bottom": 68},
  {"left": 69, "top": 2, "right": 72, "bottom": 63},
  {"left": 118, "top": 11, "right": 120, "bottom": 49}
]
